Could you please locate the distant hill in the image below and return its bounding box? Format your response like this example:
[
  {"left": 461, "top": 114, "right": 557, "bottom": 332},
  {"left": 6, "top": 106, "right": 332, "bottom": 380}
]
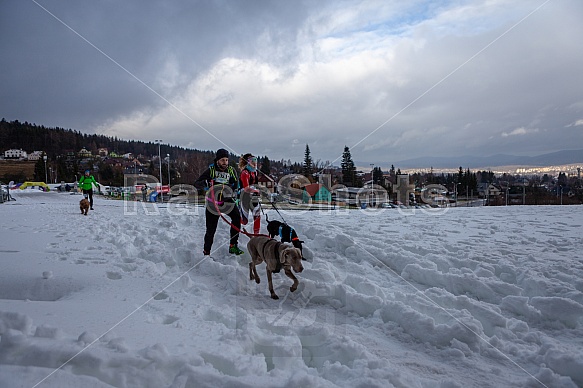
[
  {"left": 0, "top": 118, "right": 211, "bottom": 161},
  {"left": 0, "top": 119, "right": 300, "bottom": 184},
  {"left": 392, "top": 149, "right": 583, "bottom": 169}
]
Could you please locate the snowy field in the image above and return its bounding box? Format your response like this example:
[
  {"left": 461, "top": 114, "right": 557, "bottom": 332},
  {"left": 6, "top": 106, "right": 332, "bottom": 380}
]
[{"left": 1, "top": 190, "right": 582, "bottom": 388}]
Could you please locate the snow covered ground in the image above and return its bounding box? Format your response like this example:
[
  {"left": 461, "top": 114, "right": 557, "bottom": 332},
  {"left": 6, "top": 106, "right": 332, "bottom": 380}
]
[{"left": 1, "top": 190, "right": 582, "bottom": 388}]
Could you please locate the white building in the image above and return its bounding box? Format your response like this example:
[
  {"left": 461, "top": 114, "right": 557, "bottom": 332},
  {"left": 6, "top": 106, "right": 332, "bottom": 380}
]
[
  {"left": 4, "top": 149, "right": 28, "bottom": 159},
  {"left": 27, "top": 151, "right": 44, "bottom": 161}
]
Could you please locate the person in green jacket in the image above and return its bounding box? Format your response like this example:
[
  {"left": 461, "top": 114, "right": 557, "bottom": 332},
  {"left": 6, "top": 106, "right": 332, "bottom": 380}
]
[{"left": 79, "top": 169, "right": 99, "bottom": 210}]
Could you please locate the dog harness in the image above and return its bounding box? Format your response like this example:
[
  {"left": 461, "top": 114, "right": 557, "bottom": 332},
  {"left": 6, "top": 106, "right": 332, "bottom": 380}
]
[
  {"left": 278, "top": 225, "right": 300, "bottom": 243},
  {"left": 262, "top": 239, "right": 282, "bottom": 273}
]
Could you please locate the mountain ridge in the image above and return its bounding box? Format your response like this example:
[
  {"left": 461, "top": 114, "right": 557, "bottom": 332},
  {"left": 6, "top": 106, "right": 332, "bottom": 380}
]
[{"left": 387, "top": 149, "right": 583, "bottom": 169}]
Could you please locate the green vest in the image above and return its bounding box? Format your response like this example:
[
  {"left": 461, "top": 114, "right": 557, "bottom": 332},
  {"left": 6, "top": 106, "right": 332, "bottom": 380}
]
[{"left": 79, "top": 175, "right": 97, "bottom": 190}]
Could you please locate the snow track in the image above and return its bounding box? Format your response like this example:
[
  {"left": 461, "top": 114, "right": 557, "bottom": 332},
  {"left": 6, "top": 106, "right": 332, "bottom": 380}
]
[{"left": 1, "top": 192, "right": 582, "bottom": 387}]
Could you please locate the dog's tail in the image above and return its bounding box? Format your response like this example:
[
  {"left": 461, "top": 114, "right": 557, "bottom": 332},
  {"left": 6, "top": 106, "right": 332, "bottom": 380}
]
[{"left": 265, "top": 214, "right": 270, "bottom": 223}]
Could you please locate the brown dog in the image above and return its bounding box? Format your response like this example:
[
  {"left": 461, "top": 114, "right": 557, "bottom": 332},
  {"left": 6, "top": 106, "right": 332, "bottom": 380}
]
[
  {"left": 247, "top": 236, "right": 303, "bottom": 299},
  {"left": 80, "top": 198, "right": 90, "bottom": 215}
]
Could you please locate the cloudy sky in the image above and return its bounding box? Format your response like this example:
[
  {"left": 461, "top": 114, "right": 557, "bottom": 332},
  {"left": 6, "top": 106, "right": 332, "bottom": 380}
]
[{"left": 2, "top": 0, "right": 582, "bottom": 167}]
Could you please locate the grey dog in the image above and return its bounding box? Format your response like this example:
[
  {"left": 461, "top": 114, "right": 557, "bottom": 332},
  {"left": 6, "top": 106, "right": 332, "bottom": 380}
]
[{"left": 247, "top": 236, "right": 304, "bottom": 299}]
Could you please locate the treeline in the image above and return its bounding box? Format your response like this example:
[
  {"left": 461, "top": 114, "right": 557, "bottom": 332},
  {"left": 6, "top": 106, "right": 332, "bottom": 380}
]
[
  {"left": 0, "top": 119, "right": 225, "bottom": 185},
  {"left": 0, "top": 119, "right": 212, "bottom": 161}
]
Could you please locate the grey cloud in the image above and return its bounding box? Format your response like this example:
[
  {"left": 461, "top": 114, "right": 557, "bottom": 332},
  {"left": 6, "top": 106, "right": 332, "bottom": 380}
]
[
  {"left": 1, "top": 0, "right": 311, "bottom": 129},
  {"left": 2, "top": 0, "right": 582, "bottom": 166}
]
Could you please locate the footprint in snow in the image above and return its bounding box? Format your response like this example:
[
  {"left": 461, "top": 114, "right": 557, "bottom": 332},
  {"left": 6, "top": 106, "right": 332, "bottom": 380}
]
[{"left": 106, "top": 271, "right": 122, "bottom": 280}]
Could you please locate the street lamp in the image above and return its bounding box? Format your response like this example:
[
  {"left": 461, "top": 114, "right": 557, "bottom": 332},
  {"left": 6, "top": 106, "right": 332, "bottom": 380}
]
[
  {"left": 369, "top": 164, "right": 374, "bottom": 207},
  {"left": 155, "top": 140, "right": 163, "bottom": 184},
  {"left": 43, "top": 155, "right": 48, "bottom": 183},
  {"left": 154, "top": 140, "right": 163, "bottom": 201},
  {"left": 167, "top": 154, "right": 170, "bottom": 191}
]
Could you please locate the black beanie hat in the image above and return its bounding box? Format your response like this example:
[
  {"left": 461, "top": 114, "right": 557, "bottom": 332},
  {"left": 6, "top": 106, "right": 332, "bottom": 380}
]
[{"left": 215, "top": 148, "right": 229, "bottom": 161}]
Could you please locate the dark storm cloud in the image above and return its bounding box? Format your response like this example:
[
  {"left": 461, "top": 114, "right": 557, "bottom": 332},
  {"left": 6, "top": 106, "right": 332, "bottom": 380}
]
[
  {"left": 0, "top": 0, "right": 309, "bottom": 129},
  {"left": 2, "top": 0, "right": 582, "bottom": 165}
]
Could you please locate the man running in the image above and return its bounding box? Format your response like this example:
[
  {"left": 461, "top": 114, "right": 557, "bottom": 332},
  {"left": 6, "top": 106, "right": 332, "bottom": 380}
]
[{"left": 195, "top": 148, "right": 243, "bottom": 256}]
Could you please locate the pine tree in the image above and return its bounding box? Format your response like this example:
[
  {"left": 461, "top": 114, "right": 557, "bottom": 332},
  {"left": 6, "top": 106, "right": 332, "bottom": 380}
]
[
  {"left": 457, "top": 167, "right": 464, "bottom": 186},
  {"left": 372, "top": 167, "right": 383, "bottom": 186},
  {"left": 341, "top": 146, "right": 356, "bottom": 186},
  {"left": 260, "top": 156, "right": 271, "bottom": 176},
  {"left": 303, "top": 144, "right": 314, "bottom": 181},
  {"left": 34, "top": 155, "right": 46, "bottom": 182}
]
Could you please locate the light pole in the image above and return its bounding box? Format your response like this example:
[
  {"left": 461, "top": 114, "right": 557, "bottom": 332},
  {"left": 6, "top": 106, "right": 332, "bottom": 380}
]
[
  {"left": 167, "top": 154, "right": 170, "bottom": 191},
  {"left": 370, "top": 163, "right": 374, "bottom": 206},
  {"left": 154, "top": 139, "right": 162, "bottom": 186},
  {"left": 43, "top": 155, "right": 48, "bottom": 183},
  {"left": 154, "top": 139, "right": 162, "bottom": 203}
]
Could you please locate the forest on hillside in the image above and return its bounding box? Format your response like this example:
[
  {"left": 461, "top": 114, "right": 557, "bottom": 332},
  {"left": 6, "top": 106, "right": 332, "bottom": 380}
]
[
  {"left": 0, "top": 119, "right": 300, "bottom": 185},
  {"left": 0, "top": 119, "right": 212, "bottom": 161}
]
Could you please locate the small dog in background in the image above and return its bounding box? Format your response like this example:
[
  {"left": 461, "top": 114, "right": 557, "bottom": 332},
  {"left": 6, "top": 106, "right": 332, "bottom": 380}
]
[
  {"left": 80, "top": 198, "right": 90, "bottom": 215},
  {"left": 266, "top": 215, "right": 305, "bottom": 259}
]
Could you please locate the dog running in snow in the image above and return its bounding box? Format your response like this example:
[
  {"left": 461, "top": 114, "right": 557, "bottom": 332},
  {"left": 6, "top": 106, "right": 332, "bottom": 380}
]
[
  {"left": 266, "top": 215, "right": 305, "bottom": 259},
  {"left": 80, "top": 198, "right": 90, "bottom": 215},
  {"left": 247, "top": 236, "right": 303, "bottom": 300}
]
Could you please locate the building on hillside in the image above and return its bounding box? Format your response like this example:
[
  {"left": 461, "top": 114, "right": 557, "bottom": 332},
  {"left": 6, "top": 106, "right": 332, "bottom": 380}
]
[
  {"left": 257, "top": 174, "right": 276, "bottom": 193},
  {"left": 65, "top": 151, "right": 76, "bottom": 162},
  {"left": 302, "top": 183, "right": 331, "bottom": 204},
  {"left": 477, "top": 183, "right": 501, "bottom": 198},
  {"left": 4, "top": 149, "right": 28, "bottom": 159},
  {"left": 27, "top": 151, "right": 44, "bottom": 161},
  {"left": 333, "top": 187, "right": 364, "bottom": 207},
  {"left": 123, "top": 159, "right": 144, "bottom": 175},
  {"left": 78, "top": 148, "right": 92, "bottom": 158},
  {"left": 381, "top": 174, "right": 394, "bottom": 188},
  {"left": 393, "top": 174, "right": 415, "bottom": 206},
  {"left": 98, "top": 148, "right": 108, "bottom": 157}
]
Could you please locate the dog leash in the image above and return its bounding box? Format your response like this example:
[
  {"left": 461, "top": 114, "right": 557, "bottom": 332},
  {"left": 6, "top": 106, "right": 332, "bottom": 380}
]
[{"left": 269, "top": 200, "right": 289, "bottom": 225}]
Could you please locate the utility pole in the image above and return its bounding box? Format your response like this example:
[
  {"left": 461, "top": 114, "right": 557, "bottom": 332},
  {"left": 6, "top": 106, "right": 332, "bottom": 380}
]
[
  {"left": 167, "top": 154, "right": 171, "bottom": 192},
  {"left": 154, "top": 140, "right": 163, "bottom": 201},
  {"left": 43, "top": 155, "right": 48, "bottom": 183}
]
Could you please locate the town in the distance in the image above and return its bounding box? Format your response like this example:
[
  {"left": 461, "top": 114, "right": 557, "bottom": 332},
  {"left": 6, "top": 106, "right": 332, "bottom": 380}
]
[{"left": 1, "top": 120, "right": 582, "bottom": 207}]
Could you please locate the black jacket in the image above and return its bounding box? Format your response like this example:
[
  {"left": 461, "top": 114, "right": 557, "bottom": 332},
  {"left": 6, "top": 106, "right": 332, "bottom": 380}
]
[{"left": 195, "top": 163, "right": 238, "bottom": 202}]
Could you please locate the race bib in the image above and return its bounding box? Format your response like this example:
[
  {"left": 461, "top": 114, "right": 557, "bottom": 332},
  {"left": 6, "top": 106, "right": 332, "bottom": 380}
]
[{"left": 214, "top": 171, "right": 231, "bottom": 185}]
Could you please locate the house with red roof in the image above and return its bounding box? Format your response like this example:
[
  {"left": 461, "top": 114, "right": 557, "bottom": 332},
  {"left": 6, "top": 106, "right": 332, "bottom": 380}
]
[{"left": 302, "top": 183, "right": 331, "bottom": 204}]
